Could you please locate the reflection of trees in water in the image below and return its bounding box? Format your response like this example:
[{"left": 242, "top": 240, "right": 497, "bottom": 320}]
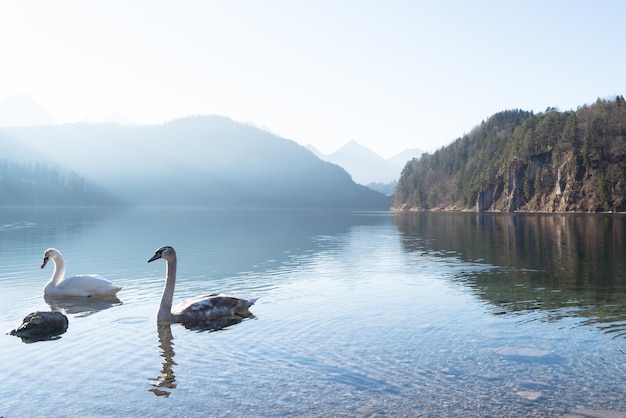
[
  {"left": 149, "top": 316, "right": 250, "bottom": 397},
  {"left": 394, "top": 212, "right": 626, "bottom": 337},
  {"left": 0, "top": 207, "right": 119, "bottom": 250}
]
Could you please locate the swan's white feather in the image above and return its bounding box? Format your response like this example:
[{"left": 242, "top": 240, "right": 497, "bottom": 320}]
[
  {"left": 47, "top": 274, "right": 121, "bottom": 297},
  {"left": 41, "top": 248, "right": 122, "bottom": 298}
]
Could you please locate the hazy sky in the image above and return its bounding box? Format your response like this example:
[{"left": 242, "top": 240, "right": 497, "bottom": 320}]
[{"left": 1, "top": 1, "right": 624, "bottom": 157}]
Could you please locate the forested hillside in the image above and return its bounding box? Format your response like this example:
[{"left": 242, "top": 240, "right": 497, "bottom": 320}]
[
  {"left": 0, "top": 160, "right": 120, "bottom": 206},
  {"left": 393, "top": 96, "right": 626, "bottom": 212}
]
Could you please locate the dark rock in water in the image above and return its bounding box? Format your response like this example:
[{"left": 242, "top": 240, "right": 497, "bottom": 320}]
[
  {"left": 7, "top": 311, "right": 69, "bottom": 342},
  {"left": 493, "top": 346, "right": 565, "bottom": 364}
]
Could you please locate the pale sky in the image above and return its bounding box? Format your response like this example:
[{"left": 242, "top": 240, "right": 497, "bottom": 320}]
[{"left": 1, "top": 1, "right": 624, "bottom": 158}]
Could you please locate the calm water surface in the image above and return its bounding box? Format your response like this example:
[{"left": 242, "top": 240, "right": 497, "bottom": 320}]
[{"left": 1, "top": 208, "right": 625, "bottom": 417}]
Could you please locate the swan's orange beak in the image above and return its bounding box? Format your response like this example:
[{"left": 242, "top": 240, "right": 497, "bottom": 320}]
[{"left": 41, "top": 257, "right": 49, "bottom": 269}]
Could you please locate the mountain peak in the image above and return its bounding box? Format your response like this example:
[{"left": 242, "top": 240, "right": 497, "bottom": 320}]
[
  {"left": 334, "top": 140, "right": 377, "bottom": 155},
  {"left": 0, "top": 94, "right": 56, "bottom": 127},
  {"left": 312, "top": 141, "right": 422, "bottom": 185}
]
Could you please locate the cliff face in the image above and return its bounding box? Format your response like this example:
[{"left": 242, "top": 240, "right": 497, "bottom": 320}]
[
  {"left": 393, "top": 96, "right": 626, "bottom": 213},
  {"left": 477, "top": 151, "right": 622, "bottom": 212}
]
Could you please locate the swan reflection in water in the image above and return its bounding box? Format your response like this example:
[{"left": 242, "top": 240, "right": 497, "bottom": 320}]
[
  {"left": 44, "top": 295, "right": 122, "bottom": 317},
  {"left": 149, "top": 316, "right": 251, "bottom": 397}
]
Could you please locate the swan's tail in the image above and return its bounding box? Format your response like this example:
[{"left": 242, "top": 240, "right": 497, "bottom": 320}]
[{"left": 247, "top": 298, "right": 258, "bottom": 307}]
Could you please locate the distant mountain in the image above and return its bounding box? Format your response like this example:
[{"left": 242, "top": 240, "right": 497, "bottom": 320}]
[
  {"left": 307, "top": 140, "right": 423, "bottom": 195},
  {"left": 0, "top": 116, "right": 390, "bottom": 209},
  {"left": 388, "top": 148, "right": 426, "bottom": 170},
  {"left": 0, "top": 94, "right": 56, "bottom": 127}
]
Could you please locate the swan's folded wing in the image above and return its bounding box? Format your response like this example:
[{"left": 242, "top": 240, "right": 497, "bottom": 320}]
[
  {"left": 54, "top": 274, "right": 122, "bottom": 297},
  {"left": 173, "top": 294, "right": 254, "bottom": 320}
]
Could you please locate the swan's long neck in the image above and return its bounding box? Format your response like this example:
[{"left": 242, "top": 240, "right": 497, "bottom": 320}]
[
  {"left": 45, "top": 256, "right": 66, "bottom": 292},
  {"left": 158, "top": 256, "right": 177, "bottom": 321}
]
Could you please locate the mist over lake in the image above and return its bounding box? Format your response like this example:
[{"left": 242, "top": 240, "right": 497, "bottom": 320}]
[
  {"left": 0, "top": 117, "right": 390, "bottom": 209},
  {"left": 1, "top": 208, "right": 625, "bottom": 417}
]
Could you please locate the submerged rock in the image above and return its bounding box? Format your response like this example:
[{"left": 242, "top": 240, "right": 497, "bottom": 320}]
[
  {"left": 493, "top": 346, "right": 566, "bottom": 365},
  {"left": 516, "top": 390, "right": 542, "bottom": 401},
  {"left": 562, "top": 408, "right": 626, "bottom": 418},
  {"left": 494, "top": 346, "right": 551, "bottom": 358},
  {"left": 7, "top": 311, "right": 69, "bottom": 342}
]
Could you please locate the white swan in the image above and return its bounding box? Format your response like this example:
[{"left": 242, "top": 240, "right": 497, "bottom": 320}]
[
  {"left": 41, "top": 248, "right": 122, "bottom": 297},
  {"left": 147, "top": 245, "right": 256, "bottom": 323}
]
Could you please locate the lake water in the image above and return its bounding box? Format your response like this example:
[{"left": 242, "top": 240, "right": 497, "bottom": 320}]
[{"left": 1, "top": 208, "right": 625, "bottom": 417}]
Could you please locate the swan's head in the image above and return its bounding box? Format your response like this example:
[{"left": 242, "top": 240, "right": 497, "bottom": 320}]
[
  {"left": 148, "top": 246, "right": 176, "bottom": 263},
  {"left": 41, "top": 248, "right": 61, "bottom": 269}
]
